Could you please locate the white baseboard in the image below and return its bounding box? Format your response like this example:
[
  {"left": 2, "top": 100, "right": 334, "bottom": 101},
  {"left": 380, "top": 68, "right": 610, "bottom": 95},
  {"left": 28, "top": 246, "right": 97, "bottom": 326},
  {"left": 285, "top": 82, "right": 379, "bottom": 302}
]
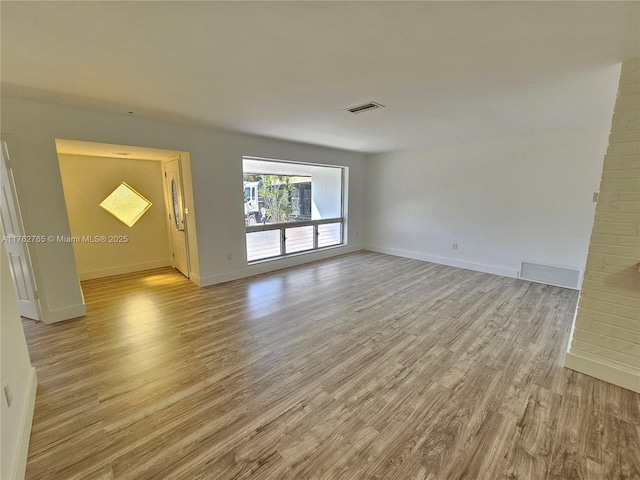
[
  {"left": 198, "top": 244, "right": 364, "bottom": 287},
  {"left": 189, "top": 272, "right": 202, "bottom": 287},
  {"left": 47, "top": 303, "right": 86, "bottom": 323},
  {"left": 10, "top": 367, "right": 37, "bottom": 480},
  {"left": 565, "top": 351, "right": 640, "bottom": 393},
  {"left": 363, "top": 245, "right": 519, "bottom": 279},
  {"left": 199, "top": 268, "right": 251, "bottom": 287},
  {"left": 78, "top": 259, "right": 172, "bottom": 281}
]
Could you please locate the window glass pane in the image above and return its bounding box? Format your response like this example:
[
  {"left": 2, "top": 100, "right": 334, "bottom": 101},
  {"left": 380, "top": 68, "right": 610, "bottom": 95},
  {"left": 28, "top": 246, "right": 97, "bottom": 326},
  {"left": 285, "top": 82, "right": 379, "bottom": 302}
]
[
  {"left": 246, "top": 230, "right": 281, "bottom": 261},
  {"left": 99, "top": 182, "right": 152, "bottom": 227},
  {"left": 243, "top": 175, "right": 312, "bottom": 225},
  {"left": 171, "top": 179, "right": 180, "bottom": 229},
  {"left": 310, "top": 167, "right": 342, "bottom": 219},
  {"left": 285, "top": 226, "right": 314, "bottom": 254},
  {"left": 290, "top": 180, "right": 312, "bottom": 221},
  {"left": 243, "top": 157, "right": 345, "bottom": 264},
  {"left": 318, "top": 222, "right": 341, "bottom": 248}
]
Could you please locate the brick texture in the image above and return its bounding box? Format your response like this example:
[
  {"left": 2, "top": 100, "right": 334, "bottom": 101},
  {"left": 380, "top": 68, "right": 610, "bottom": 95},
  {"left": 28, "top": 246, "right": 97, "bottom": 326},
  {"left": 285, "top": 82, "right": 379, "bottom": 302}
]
[{"left": 568, "top": 59, "right": 640, "bottom": 387}]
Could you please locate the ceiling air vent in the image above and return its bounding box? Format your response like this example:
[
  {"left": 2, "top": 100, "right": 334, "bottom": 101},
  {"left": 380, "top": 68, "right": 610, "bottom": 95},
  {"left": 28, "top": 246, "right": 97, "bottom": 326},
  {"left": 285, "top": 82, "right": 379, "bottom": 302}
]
[{"left": 345, "top": 101, "right": 385, "bottom": 114}]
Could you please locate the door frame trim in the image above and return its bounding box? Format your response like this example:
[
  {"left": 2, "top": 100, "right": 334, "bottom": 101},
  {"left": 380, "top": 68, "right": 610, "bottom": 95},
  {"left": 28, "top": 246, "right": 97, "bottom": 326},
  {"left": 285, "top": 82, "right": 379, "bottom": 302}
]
[
  {"left": 162, "top": 154, "right": 191, "bottom": 278},
  {"left": 0, "top": 138, "right": 43, "bottom": 321}
]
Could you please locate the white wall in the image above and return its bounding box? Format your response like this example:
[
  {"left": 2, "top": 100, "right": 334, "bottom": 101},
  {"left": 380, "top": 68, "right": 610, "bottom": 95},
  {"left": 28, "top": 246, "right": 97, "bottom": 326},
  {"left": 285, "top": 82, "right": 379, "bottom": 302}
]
[
  {"left": 58, "top": 154, "right": 171, "bottom": 280},
  {"left": 1, "top": 243, "right": 37, "bottom": 480},
  {"left": 566, "top": 58, "right": 640, "bottom": 393},
  {"left": 364, "top": 127, "right": 611, "bottom": 278},
  {"left": 0, "top": 97, "right": 366, "bottom": 321}
]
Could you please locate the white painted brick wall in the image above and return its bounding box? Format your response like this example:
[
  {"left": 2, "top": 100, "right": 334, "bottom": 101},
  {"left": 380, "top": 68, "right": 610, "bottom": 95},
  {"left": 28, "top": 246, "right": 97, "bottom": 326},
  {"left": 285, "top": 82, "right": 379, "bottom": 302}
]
[{"left": 566, "top": 58, "right": 640, "bottom": 392}]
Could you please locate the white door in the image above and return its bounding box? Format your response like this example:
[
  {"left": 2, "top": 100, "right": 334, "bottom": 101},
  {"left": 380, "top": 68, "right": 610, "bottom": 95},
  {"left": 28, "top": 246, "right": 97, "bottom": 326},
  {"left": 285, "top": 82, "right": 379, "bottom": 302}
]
[
  {"left": 163, "top": 157, "right": 189, "bottom": 278},
  {"left": 0, "top": 141, "right": 41, "bottom": 320}
]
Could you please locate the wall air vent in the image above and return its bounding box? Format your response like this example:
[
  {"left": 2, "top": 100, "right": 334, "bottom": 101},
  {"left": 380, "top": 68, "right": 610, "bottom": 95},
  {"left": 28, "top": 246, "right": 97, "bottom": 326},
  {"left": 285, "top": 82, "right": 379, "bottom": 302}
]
[
  {"left": 345, "top": 102, "right": 385, "bottom": 114},
  {"left": 519, "top": 262, "right": 580, "bottom": 290}
]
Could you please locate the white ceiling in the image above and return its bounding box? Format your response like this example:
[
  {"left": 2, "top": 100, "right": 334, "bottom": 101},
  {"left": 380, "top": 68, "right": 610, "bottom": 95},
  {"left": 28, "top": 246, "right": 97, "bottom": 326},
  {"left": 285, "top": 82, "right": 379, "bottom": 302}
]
[{"left": 2, "top": 2, "right": 638, "bottom": 154}]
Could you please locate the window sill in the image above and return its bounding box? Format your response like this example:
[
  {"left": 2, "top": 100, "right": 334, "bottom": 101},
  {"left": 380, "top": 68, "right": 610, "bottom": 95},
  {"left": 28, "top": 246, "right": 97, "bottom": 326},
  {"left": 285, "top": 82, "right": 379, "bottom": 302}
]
[{"left": 247, "top": 243, "right": 347, "bottom": 266}]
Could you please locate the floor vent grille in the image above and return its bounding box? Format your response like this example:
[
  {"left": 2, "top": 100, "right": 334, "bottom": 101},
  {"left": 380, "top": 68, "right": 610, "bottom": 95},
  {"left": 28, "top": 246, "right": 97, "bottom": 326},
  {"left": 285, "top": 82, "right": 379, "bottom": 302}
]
[{"left": 519, "top": 262, "right": 580, "bottom": 289}]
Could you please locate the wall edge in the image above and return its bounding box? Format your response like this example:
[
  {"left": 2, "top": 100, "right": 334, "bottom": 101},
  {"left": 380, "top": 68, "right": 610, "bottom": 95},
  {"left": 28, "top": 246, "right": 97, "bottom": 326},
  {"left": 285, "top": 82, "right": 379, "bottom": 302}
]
[{"left": 9, "top": 367, "right": 37, "bottom": 480}]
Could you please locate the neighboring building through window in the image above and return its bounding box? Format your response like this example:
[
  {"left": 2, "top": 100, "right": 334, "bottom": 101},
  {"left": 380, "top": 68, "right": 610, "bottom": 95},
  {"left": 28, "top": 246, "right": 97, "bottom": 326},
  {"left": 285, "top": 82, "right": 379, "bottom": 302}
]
[{"left": 243, "top": 157, "right": 345, "bottom": 263}]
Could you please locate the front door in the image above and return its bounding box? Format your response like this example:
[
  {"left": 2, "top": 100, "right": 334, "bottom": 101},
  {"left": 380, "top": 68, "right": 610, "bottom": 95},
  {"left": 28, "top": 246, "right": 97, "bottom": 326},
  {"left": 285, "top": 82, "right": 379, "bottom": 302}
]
[
  {"left": 0, "top": 141, "right": 41, "bottom": 320},
  {"left": 163, "top": 157, "right": 189, "bottom": 278}
]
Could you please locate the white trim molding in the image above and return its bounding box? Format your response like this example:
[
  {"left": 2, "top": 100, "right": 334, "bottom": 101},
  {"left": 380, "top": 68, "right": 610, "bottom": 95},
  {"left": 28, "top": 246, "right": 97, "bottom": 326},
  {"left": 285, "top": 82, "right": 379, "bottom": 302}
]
[
  {"left": 48, "top": 303, "right": 86, "bottom": 323},
  {"left": 189, "top": 272, "right": 202, "bottom": 287},
  {"left": 363, "top": 245, "right": 519, "bottom": 279},
  {"left": 565, "top": 351, "right": 640, "bottom": 393},
  {"left": 78, "top": 259, "right": 172, "bottom": 281}
]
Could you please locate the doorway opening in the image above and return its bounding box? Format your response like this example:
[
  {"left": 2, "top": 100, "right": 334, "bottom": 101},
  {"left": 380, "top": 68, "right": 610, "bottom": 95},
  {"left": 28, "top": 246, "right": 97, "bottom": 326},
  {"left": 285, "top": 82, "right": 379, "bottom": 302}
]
[{"left": 55, "top": 139, "right": 198, "bottom": 286}]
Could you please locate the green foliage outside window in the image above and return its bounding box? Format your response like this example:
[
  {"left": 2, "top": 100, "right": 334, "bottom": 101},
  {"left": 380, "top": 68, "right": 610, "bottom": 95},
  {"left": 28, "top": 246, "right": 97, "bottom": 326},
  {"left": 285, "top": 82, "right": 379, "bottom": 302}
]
[{"left": 259, "top": 175, "right": 293, "bottom": 224}]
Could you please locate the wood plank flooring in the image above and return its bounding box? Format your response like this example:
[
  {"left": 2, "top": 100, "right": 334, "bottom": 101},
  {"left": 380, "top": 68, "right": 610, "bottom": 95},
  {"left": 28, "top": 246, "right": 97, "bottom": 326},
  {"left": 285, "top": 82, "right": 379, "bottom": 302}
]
[{"left": 22, "top": 252, "right": 640, "bottom": 479}]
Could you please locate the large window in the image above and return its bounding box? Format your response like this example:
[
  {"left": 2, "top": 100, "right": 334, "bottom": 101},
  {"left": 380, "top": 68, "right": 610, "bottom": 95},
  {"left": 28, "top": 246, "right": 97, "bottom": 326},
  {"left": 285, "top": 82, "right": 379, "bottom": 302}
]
[{"left": 243, "top": 157, "right": 345, "bottom": 263}]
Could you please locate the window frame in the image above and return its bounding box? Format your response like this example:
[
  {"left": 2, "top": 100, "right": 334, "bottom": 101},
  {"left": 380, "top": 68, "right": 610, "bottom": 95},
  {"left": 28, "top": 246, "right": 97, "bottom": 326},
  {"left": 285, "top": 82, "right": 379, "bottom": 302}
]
[{"left": 243, "top": 156, "right": 346, "bottom": 264}]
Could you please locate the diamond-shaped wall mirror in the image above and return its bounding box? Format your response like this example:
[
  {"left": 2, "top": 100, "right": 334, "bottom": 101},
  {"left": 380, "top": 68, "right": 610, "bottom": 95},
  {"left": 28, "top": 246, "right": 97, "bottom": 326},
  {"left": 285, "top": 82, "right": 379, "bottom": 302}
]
[{"left": 99, "top": 182, "right": 152, "bottom": 227}]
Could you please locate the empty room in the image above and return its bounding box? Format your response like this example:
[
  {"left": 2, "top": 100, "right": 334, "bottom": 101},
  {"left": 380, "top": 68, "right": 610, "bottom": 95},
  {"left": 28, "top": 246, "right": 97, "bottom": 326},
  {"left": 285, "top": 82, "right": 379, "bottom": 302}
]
[{"left": 1, "top": 2, "right": 639, "bottom": 479}]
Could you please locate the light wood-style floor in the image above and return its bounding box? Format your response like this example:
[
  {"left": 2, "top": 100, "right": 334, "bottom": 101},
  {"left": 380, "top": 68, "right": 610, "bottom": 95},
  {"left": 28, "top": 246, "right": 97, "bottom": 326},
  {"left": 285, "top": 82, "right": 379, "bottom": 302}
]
[{"left": 22, "top": 252, "right": 640, "bottom": 480}]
